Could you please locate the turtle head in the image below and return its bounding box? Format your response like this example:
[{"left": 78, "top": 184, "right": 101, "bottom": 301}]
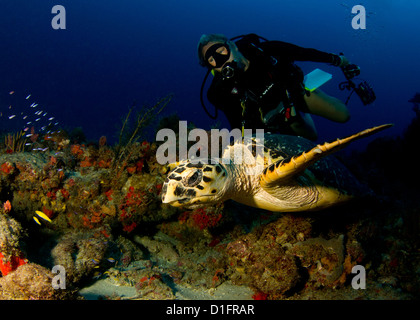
[{"left": 161, "top": 160, "right": 229, "bottom": 208}]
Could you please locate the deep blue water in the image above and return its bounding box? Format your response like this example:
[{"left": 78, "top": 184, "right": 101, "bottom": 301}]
[{"left": 1, "top": 0, "right": 419, "bottom": 150}]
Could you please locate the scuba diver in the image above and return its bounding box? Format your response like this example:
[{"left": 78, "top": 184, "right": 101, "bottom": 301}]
[{"left": 198, "top": 33, "right": 375, "bottom": 141}]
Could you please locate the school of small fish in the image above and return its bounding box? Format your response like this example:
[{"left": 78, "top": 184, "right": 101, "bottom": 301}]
[
  {"left": 3, "top": 91, "right": 124, "bottom": 283},
  {"left": 2, "top": 90, "right": 60, "bottom": 152}
]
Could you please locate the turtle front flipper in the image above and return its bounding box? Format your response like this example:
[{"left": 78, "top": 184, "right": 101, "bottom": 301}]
[{"left": 260, "top": 123, "right": 392, "bottom": 189}]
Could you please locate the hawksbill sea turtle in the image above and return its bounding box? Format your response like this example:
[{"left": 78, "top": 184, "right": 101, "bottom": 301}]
[{"left": 161, "top": 124, "right": 391, "bottom": 212}]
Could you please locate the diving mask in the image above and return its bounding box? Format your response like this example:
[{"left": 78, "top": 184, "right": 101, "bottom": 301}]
[{"left": 204, "top": 42, "right": 231, "bottom": 68}]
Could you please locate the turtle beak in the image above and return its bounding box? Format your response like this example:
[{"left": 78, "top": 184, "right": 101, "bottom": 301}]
[
  {"left": 162, "top": 191, "right": 178, "bottom": 204},
  {"left": 161, "top": 181, "right": 182, "bottom": 205}
]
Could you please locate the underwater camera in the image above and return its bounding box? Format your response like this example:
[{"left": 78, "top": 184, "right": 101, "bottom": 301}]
[
  {"left": 339, "top": 63, "right": 376, "bottom": 106},
  {"left": 354, "top": 81, "right": 376, "bottom": 105},
  {"left": 341, "top": 63, "right": 360, "bottom": 80}
]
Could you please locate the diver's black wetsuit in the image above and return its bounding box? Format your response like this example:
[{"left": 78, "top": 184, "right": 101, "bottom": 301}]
[{"left": 207, "top": 34, "right": 341, "bottom": 134}]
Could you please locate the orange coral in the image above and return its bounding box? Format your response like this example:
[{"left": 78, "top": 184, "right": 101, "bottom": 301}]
[
  {"left": 0, "top": 252, "right": 27, "bottom": 276},
  {"left": 82, "top": 216, "right": 94, "bottom": 229},
  {"left": 178, "top": 208, "right": 223, "bottom": 230},
  {"left": 58, "top": 170, "right": 65, "bottom": 180},
  {"left": 141, "top": 141, "right": 151, "bottom": 153},
  {"left": 1, "top": 162, "right": 14, "bottom": 175},
  {"left": 105, "top": 189, "right": 113, "bottom": 201},
  {"left": 126, "top": 159, "right": 144, "bottom": 174},
  {"left": 252, "top": 292, "right": 268, "bottom": 300},
  {"left": 67, "top": 178, "right": 75, "bottom": 187},
  {"left": 191, "top": 208, "right": 222, "bottom": 230},
  {"left": 178, "top": 208, "right": 222, "bottom": 230},
  {"left": 47, "top": 191, "right": 57, "bottom": 200},
  {"left": 70, "top": 144, "right": 84, "bottom": 156},
  {"left": 49, "top": 156, "right": 57, "bottom": 166},
  {"left": 127, "top": 166, "right": 136, "bottom": 174},
  {"left": 122, "top": 186, "right": 144, "bottom": 207},
  {"left": 100, "top": 229, "right": 110, "bottom": 238},
  {"left": 90, "top": 215, "right": 102, "bottom": 223},
  {"left": 3, "top": 200, "right": 12, "bottom": 213},
  {"left": 80, "top": 157, "right": 94, "bottom": 168},
  {"left": 97, "top": 159, "right": 111, "bottom": 168},
  {"left": 60, "top": 188, "right": 70, "bottom": 199}
]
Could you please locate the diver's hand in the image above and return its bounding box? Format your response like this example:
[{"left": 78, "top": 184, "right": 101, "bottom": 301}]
[
  {"left": 338, "top": 55, "right": 350, "bottom": 67},
  {"left": 331, "top": 53, "right": 350, "bottom": 67}
]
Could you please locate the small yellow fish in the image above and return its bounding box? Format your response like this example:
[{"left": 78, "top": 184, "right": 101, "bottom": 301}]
[
  {"left": 33, "top": 216, "right": 42, "bottom": 225},
  {"left": 35, "top": 210, "right": 52, "bottom": 222}
]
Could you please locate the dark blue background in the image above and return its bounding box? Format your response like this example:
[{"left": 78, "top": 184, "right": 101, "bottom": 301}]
[{"left": 1, "top": 0, "right": 419, "bottom": 149}]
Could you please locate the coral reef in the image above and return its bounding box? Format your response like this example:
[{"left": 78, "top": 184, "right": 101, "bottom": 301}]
[
  {"left": 0, "top": 200, "right": 27, "bottom": 276},
  {"left": 0, "top": 100, "right": 418, "bottom": 300},
  {"left": 290, "top": 235, "right": 346, "bottom": 288},
  {"left": 51, "top": 227, "right": 112, "bottom": 284},
  {"left": 0, "top": 263, "right": 79, "bottom": 299},
  {"left": 0, "top": 97, "right": 178, "bottom": 299},
  {"left": 3, "top": 131, "right": 26, "bottom": 154},
  {"left": 225, "top": 214, "right": 310, "bottom": 298}
]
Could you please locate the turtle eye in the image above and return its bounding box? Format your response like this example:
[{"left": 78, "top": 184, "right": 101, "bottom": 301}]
[{"left": 184, "top": 170, "right": 203, "bottom": 187}]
